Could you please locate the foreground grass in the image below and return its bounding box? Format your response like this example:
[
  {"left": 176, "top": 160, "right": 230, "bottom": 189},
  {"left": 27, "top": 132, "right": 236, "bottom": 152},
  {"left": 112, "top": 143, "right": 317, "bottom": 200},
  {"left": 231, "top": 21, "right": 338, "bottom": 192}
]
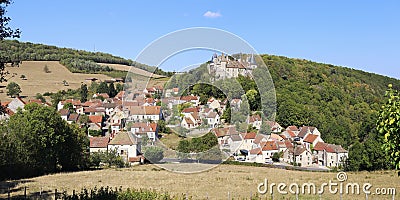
[{"left": 0, "top": 164, "right": 398, "bottom": 200}]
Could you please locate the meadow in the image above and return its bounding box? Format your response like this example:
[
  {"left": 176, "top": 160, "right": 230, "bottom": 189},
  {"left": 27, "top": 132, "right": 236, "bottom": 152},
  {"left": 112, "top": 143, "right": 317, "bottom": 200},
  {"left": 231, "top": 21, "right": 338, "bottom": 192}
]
[{"left": 0, "top": 164, "right": 398, "bottom": 200}]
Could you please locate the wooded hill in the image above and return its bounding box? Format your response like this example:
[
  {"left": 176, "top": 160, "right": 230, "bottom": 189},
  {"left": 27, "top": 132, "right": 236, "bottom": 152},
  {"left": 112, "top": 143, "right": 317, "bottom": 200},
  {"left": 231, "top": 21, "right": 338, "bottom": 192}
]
[
  {"left": 0, "top": 40, "right": 173, "bottom": 76},
  {"left": 265, "top": 54, "right": 400, "bottom": 171}
]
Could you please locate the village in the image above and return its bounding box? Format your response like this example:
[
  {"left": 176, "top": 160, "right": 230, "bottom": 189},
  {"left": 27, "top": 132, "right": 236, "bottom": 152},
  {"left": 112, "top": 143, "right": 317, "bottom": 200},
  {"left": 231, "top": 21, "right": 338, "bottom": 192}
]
[{"left": 0, "top": 53, "right": 348, "bottom": 170}]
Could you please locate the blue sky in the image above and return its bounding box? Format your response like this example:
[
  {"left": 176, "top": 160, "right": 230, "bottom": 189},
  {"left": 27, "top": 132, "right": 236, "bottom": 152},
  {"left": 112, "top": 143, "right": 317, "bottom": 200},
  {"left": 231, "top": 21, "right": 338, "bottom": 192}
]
[{"left": 6, "top": 1, "right": 400, "bottom": 79}]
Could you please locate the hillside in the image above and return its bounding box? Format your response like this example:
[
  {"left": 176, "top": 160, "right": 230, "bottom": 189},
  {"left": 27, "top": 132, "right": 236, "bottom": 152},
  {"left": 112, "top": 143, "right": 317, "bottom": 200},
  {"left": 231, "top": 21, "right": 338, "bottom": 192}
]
[
  {"left": 0, "top": 40, "right": 172, "bottom": 77},
  {"left": 0, "top": 61, "right": 111, "bottom": 101}
]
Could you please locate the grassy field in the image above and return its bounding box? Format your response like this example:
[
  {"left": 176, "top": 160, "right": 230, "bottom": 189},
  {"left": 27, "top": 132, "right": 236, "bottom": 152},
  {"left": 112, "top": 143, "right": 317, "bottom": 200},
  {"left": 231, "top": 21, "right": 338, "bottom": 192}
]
[
  {"left": 0, "top": 61, "right": 111, "bottom": 102},
  {"left": 0, "top": 164, "right": 398, "bottom": 200},
  {"left": 98, "top": 63, "right": 164, "bottom": 78}
]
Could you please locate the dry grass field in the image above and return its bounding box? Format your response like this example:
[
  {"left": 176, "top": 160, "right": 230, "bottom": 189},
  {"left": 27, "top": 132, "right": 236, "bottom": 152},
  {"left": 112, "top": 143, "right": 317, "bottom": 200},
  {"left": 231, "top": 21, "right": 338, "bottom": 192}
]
[
  {"left": 0, "top": 61, "right": 111, "bottom": 102},
  {"left": 98, "top": 63, "right": 164, "bottom": 78},
  {"left": 1, "top": 164, "right": 398, "bottom": 200}
]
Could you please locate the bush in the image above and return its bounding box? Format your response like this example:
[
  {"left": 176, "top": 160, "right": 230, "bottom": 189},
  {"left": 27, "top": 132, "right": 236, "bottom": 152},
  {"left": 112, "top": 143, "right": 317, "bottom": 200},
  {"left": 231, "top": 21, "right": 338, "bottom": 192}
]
[{"left": 143, "top": 146, "right": 164, "bottom": 163}]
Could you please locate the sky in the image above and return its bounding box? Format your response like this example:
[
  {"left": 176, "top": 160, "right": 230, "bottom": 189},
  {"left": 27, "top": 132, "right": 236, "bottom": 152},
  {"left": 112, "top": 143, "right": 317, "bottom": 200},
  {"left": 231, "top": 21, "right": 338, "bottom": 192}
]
[{"left": 5, "top": 1, "right": 400, "bottom": 79}]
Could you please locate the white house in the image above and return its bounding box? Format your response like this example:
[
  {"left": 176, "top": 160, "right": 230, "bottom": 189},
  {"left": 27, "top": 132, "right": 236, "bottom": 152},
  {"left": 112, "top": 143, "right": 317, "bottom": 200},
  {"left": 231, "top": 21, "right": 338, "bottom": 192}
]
[
  {"left": 205, "top": 112, "right": 220, "bottom": 128},
  {"left": 89, "top": 137, "right": 109, "bottom": 153},
  {"left": 247, "top": 114, "right": 262, "bottom": 130},
  {"left": 130, "top": 122, "right": 158, "bottom": 142},
  {"left": 108, "top": 132, "right": 141, "bottom": 163},
  {"left": 128, "top": 106, "right": 162, "bottom": 122}
]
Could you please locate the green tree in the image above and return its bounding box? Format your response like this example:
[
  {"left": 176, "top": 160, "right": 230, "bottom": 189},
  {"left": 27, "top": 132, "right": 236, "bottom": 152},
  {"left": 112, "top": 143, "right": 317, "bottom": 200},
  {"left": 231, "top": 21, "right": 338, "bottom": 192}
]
[
  {"left": 97, "top": 81, "right": 108, "bottom": 94},
  {"left": 245, "top": 89, "right": 260, "bottom": 111},
  {"left": 377, "top": 84, "right": 400, "bottom": 175},
  {"left": 116, "top": 83, "right": 123, "bottom": 93},
  {"left": 108, "top": 82, "right": 117, "bottom": 97},
  {"left": 80, "top": 83, "right": 88, "bottom": 102},
  {"left": 143, "top": 146, "right": 164, "bottom": 163},
  {"left": 6, "top": 81, "right": 21, "bottom": 97},
  {"left": 0, "top": 0, "right": 20, "bottom": 83},
  {"left": 221, "top": 100, "right": 231, "bottom": 123},
  {"left": 0, "top": 103, "right": 88, "bottom": 179},
  {"left": 35, "top": 93, "right": 46, "bottom": 103},
  {"left": 63, "top": 102, "right": 74, "bottom": 112}
]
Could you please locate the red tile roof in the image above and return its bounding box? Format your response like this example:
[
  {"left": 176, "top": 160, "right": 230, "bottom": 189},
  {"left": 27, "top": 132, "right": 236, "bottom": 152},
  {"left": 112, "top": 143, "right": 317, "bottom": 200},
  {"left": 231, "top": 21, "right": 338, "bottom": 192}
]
[
  {"left": 303, "top": 134, "right": 319, "bottom": 143},
  {"left": 250, "top": 147, "right": 262, "bottom": 155},
  {"left": 313, "top": 142, "right": 327, "bottom": 151},
  {"left": 262, "top": 141, "right": 279, "bottom": 151},
  {"left": 89, "top": 115, "right": 103, "bottom": 124},
  {"left": 244, "top": 132, "right": 257, "bottom": 140},
  {"left": 182, "top": 107, "right": 199, "bottom": 113},
  {"left": 90, "top": 137, "right": 109, "bottom": 148}
]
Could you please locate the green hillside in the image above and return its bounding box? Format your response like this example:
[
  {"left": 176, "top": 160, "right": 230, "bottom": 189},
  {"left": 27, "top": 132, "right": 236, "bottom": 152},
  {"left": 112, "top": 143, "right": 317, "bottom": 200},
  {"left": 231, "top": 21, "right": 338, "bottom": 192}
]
[{"left": 264, "top": 54, "right": 399, "bottom": 171}]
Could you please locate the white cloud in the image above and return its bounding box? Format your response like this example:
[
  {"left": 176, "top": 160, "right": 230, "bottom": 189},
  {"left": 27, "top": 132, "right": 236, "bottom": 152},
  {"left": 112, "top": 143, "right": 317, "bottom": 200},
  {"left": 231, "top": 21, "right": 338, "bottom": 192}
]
[{"left": 203, "top": 11, "right": 222, "bottom": 18}]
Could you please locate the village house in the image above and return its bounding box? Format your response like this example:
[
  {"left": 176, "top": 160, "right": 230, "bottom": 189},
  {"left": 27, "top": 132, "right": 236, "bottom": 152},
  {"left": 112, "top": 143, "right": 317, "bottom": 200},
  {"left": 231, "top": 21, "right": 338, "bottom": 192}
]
[
  {"left": 127, "top": 106, "right": 163, "bottom": 122},
  {"left": 89, "top": 137, "right": 109, "bottom": 153},
  {"left": 108, "top": 131, "right": 142, "bottom": 164},
  {"left": 247, "top": 114, "right": 262, "bottom": 129},
  {"left": 205, "top": 111, "right": 220, "bottom": 128},
  {"left": 313, "top": 142, "right": 348, "bottom": 168},
  {"left": 130, "top": 122, "right": 158, "bottom": 143}
]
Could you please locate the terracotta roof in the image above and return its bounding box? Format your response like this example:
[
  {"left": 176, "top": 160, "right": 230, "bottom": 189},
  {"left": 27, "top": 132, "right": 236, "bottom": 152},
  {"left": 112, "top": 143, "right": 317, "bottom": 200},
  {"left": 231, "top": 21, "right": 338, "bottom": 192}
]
[
  {"left": 298, "top": 126, "right": 312, "bottom": 138},
  {"left": 313, "top": 142, "right": 327, "bottom": 151},
  {"left": 325, "top": 144, "right": 348, "bottom": 153},
  {"left": 129, "top": 106, "right": 161, "bottom": 115},
  {"left": 63, "top": 99, "right": 81, "bottom": 106},
  {"left": 180, "top": 96, "right": 199, "bottom": 101},
  {"left": 68, "top": 113, "right": 79, "bottom": 122},
  {"left": 254, "top": 134, "right": 266, "bottom": 144},
  {"left": 28, "top": 99, "right": 43, "bottom": 104},
  {"left": 184, "top": 117, "right": 195, "bottom": 125},
  {"left": 182, "top": 107, "right": 199, "bottom": 113},
  {"left": 1, "top": 101, "right": 10, "bottom": 107},
  {"left": 285, "top": 140, "right": 294, "bottom": 149},
  {"left": 59, "top": 109, "right": 69, "bottom": 116},
  {"left": 303, "top": 134, "right": 319, "bottom": 143},
  {"left": 89, "top": 115, "right": 103, "bottom": 123},
  {"left": 248, "top": 114, "right": 261, "bottom": 123},
  {"left": 287, "top": 130, "right": 296, "bottom": 137},
  {"left": 207, "top": 112, "right": 218, "bottom": 118},
  {"left": 131, "top": 122, "right": 157, "bottom": 133},
  {"left": 270, "top": 133, "right": 283, "bottom": 141},
  {"left": 244, "top": 132, "right": 257, "bottom": 140},
  {"left": 108, "top": 132, "right": 137, "bottom": 145},
  {"left": 250, "top": 147, "right": 262, "bottom": 155},
  {"left": 90, "top": 137, "right": 109, "bottom": 148},
  {"left": 129, "top": 155, "right": 144, "bottom": 162},
  {"left": 212, "top": 128, "right": 227, "bottom": 137},
  {"left": 262, "top": 141, "right": 279, "bottom": 151},
  {"left": 287, "top": 126, "right": 299, "bottom": 131}
]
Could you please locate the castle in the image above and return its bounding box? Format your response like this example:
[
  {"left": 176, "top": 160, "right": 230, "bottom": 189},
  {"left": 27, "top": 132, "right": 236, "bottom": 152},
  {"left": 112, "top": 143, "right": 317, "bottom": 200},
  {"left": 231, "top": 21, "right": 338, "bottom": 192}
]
[{"left": 207, "top": 53, "right": 257, "bottom": 81}]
